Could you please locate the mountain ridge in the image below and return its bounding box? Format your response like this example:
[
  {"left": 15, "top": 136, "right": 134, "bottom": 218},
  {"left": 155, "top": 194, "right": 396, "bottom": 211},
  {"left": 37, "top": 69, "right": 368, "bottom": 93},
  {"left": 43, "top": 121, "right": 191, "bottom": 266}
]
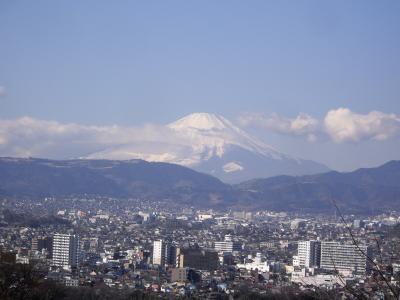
[
  {"left": 234, "top": 160, "right": 400, "bottom": 213},
  {"left": 0, "top": 157, "right": 234, "bottom": 208},
  {"left": 1, "top": 157, "right": 400, "bottom": 214}
]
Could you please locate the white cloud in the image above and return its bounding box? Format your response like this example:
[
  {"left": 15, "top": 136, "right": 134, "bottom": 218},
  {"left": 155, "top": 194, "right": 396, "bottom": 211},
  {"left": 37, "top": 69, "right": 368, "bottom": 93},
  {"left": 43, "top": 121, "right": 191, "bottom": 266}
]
[
  {"left": 239, "top": 108, "right": 400, "bottom": 143},
  {"left": 0, "top": 116, "right": 187, "bottom": 159},
  {"left": 238, "top": 112, "right": 321, "bottom": 142},
  {"left": 1, "top": 108, "right": 399, "bottom": 159},
  {"left": 324, "top": 108, "right": 400, "bottom": 143}
]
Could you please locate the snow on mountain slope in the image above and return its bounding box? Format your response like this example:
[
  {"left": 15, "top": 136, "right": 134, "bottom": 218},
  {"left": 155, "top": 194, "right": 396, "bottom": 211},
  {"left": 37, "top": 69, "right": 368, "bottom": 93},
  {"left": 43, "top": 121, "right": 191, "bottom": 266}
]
[
  {"left": 167, "top": 113, "right": 285, "bottom": 158},
  {"left": 86, "top": 113, "right": 329, "bottom": 182}
]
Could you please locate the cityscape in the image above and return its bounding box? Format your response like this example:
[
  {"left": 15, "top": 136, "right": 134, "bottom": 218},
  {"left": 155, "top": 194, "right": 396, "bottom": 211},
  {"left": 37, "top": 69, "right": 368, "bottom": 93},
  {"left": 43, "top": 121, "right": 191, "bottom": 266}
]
[{"left": 1, "top": 195, "right": 400, "bottom": 299}]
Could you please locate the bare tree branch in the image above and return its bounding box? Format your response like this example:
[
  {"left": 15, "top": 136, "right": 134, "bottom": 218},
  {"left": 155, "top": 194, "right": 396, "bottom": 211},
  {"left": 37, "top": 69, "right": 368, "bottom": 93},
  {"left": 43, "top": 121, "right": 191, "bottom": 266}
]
[{"left": 332, "top": 200, "right": 399, "bottom": 298}]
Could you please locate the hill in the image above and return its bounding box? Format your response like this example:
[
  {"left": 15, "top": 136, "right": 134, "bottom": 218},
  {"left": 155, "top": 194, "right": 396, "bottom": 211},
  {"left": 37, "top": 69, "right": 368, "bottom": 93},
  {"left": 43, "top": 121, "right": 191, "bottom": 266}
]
[
  {"left": 0, "top": 157, "right": 233, "bottom": 208},
  {"left": 1, "top": 157, "right": 400, "bottom": 214},
  {"left": 234, "top": 161, "right": 400, "bottom": 213}
]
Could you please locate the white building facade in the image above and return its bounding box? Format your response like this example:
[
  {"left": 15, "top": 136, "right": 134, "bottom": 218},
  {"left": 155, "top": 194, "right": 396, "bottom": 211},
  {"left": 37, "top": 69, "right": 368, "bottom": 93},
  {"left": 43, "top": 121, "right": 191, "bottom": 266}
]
[
  {"left": 320, "top": 241, "right": 369, "bottom": 276},
  {"left": 52, "top": 234, "right": 80, "bottom": 268},
  {"left": 152, "top": 240, "right": 176, "bottom": 267},
  {"left": 295, "top": 240, "right": 321, "bottom": 268}
]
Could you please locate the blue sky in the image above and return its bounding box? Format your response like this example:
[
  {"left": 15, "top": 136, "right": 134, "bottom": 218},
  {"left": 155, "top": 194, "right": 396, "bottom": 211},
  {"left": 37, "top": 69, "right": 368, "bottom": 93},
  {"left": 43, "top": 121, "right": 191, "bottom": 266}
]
[{"left": 0, "top": 1, "right": 399, "bottom": 170}]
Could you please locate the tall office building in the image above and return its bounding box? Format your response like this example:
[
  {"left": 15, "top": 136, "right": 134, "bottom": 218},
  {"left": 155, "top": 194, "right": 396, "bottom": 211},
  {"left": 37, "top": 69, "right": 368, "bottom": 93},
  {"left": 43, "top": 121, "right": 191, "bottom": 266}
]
[
  {"left": 176, "top": 247, "right": 219, "bottom": 271},
  {"left": 214, "top": 235, "right": 242, "bottom": 253},
  {"left": 52, "top": 234, "right": 80, "bottom": 268},
  {"left": 295, "top": 240, "right": 321, "bottom": 268},
  {"left": 152, "top": 240, "right": 176, "bottom": 267},
  {"left": 152, "top": 240, "right": 164, "bottom": 265},
  {"left": 320, "top": 241, "right": 369, "bottom": 276}
]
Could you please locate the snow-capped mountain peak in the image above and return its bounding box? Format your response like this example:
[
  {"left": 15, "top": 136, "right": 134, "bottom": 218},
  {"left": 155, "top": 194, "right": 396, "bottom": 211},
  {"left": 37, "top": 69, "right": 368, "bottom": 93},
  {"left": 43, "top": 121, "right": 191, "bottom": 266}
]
[
  {"left": 168, "top": 112, "right": 284, "bottom": 159},
  {"left": 168, "top": 112, "right": 235, "bottom": 131},
  {"left": 86, "top": 113, "right": 329, "bottom": 182}
]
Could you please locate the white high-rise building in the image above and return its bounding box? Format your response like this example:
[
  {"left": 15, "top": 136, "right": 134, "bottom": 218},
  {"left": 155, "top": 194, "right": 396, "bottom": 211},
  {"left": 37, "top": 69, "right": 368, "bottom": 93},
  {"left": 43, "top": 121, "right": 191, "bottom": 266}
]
[
  {"left": 295, "top": 240, "right": 321, "bottom": 268},
  {"left": 320, "top": 241, "right": 369, "bottom": 276},
  {"left": 52, "top": 234, "right": 80, "bottom": 268},
  {"left": 152, "top": 240, "right": 176, "bottom": 267},
  {"left": 153, "top": 240, "right": 164, "bottom": 266}
]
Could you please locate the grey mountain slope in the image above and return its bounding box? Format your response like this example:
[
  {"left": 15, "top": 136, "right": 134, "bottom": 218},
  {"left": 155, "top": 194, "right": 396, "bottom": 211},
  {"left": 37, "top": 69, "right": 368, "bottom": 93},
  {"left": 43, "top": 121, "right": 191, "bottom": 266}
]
[{"left": 192, "top": 144, "right": 328, "bottom": 183}]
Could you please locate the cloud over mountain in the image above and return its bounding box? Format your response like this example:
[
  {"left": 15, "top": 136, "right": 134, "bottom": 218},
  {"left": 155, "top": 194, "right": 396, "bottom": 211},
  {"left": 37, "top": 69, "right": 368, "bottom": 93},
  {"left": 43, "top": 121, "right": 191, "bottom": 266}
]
[
  {"left": 324, "top": 108, "right": 400, "bottom": 143},
  {"left": 0, "top": 116, "right": 186, "bottom": 159},
  {"left": 1, "top": 108, "right": 398, "bottom": 162},
  {"left": 238, "top": 112, "right": 320, "bottom": 142},
  {"left": 239, "top": 108, "right": 400, "bottom": 143}
]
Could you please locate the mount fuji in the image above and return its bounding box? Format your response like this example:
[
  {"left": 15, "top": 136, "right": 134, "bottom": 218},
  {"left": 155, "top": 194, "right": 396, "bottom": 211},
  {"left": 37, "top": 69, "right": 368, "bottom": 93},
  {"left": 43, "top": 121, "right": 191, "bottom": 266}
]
[{"left": 86, "top": 113, "right": 329, "bottom": 183}]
